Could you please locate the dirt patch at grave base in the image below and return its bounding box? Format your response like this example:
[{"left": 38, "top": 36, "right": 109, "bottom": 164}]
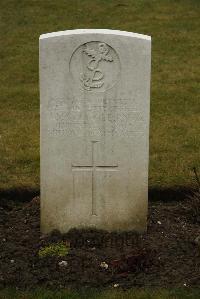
[{"left": 0, "top": 195, "right": 200, "bottom": 290}]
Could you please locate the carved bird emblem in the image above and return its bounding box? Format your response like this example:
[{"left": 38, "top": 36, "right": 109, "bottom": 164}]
[{"left": 83, "top": 43, "right": 113, "bottom": 71}]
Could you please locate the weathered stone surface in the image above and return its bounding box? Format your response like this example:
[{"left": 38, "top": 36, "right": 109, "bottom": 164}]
[{"left": 40, "top": 29, "right": 151, "bottom": 233}]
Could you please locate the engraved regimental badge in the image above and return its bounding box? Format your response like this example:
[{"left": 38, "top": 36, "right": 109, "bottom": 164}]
[{"left": 70, "top": 41, "right": 120, "bottom": 92}]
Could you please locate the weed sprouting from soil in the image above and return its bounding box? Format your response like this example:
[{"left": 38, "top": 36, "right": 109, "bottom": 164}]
[{"left": 38, "top": 242, "right": 70, "bottom": 258}]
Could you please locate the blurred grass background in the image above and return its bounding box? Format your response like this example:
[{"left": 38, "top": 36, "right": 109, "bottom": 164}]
[{"left": 0, "top": 0, "right": 199, "bottom": 191}]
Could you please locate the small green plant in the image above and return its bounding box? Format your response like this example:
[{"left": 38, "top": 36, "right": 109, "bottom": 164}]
[{"left": 38, "top": 242, "right": 69, "bottom": 258}]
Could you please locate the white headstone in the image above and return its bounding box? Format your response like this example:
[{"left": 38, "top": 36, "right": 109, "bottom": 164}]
[{"left": 40, "top": 29, "right": 151, "bottom": 233}]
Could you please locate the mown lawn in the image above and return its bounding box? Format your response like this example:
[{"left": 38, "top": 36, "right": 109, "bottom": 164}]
[
  {"left": 0, "top": 0, "right": 199, "bottom": 191},
  {"left": 1, "top": 288, "right": 200, "bottom": 299}
]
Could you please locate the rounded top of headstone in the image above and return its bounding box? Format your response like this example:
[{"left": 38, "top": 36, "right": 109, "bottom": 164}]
[{"left": 39, "top": 29, "right": 151, "bottom": 41}]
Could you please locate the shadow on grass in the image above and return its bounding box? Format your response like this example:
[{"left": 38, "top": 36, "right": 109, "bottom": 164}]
[
  {"left": 0, "top": 186, "right": 196, "bottom": 203},
  {"left": 0, "top": 187, "right": 39, "bottom": 204},
  {"left": 149, "top": 186, "right": 195, "bottom": 202}
]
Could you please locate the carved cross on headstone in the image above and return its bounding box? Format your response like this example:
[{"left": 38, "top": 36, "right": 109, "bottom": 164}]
[{"left": 72, "top": 141, "right": 118, "bottom": 216}]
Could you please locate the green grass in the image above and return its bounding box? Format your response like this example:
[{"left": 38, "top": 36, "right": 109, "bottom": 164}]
[
  {"left": 38, "top": 242, "right": 70, "bottom": 258},
  {"left": 1, "top": 288, "right": 200, "bottom": 299},
  {"left": 0, "top": 0, "right": 199, "bottom": 190}
]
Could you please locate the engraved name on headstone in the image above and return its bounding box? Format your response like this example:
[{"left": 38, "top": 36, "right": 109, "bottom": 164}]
[{"left": 40, "top": 29, "right": 151, "bottom": 233}]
